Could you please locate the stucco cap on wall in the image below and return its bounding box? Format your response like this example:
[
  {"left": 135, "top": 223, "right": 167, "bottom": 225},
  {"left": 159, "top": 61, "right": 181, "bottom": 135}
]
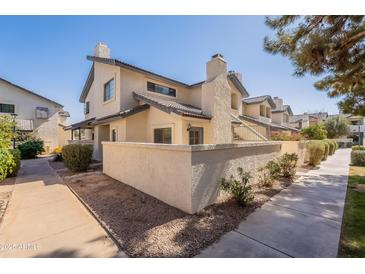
[{"left": 102, "top": 141, "right": 282, "bottom": 152}]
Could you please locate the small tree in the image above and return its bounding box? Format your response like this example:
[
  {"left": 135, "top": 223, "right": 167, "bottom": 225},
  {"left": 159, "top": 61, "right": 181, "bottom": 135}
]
[
  {"left": 0, "top": 115, "right": 17, "bottom": 149},
  {"left": 324, "top": 116, "right": 350, "bottom": 139},
  {"left": 301, "top": 124, "right": 327, "bottom": 140}
]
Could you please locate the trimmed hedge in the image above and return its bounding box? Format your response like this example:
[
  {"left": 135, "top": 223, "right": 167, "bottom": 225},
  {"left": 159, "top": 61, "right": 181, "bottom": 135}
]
[
  {"left": 352, "top": 146, "right": 365, "bottom": 151},
  {"left": 322, "top": 141, "right": 329, "bottom": 161},
  {"left": 0, "top": 148, "right": 16, "bottom": 181},
  {"left": 351, "top": 150, "right": 365, "bottom": 166},
  {"left": 308, "top": 140, "right": 326, "bottom": 166},
  {"left": 18, "top": 139, "right": 44, "bottom": 159},
  {"left": 325, "top": 140, "right": 336, "bottom": 156},
  {"left": 62, "top": 144, "right": 93, "bottom": 172}
]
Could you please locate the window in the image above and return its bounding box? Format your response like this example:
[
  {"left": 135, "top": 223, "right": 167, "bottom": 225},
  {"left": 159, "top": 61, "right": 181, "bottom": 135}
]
[
  {"left": 266, "top": 107, "right": 271, "bottom": 118},
  {"left": 35, "top": 107, "right": 49, "bottom": 119},
  {"left": 111, "top": 129, "right": 117, "bottom": 142},
  {"left": 85, "top": 101, "right": 90, "bottom": 114},
  {"left": 147, "top": 81, "right": 176, "bottom": 97},
  {"left": 189, "top": 127, "right": 204, "bottom": 145},
  {"left": 231, "top": 93, "right": 238, "bottom": 110},
  {"left": 154, "top": 128, "right": 172, "bottom": 144},
  {"left": 0, "top": 103, "right": 15, "bottom": 113},
  {"left": 260, "top": 105, "right": 266, "bottom": 116},
  {"left": 104, "top": 79, "right": 115, "bottom": 102}
]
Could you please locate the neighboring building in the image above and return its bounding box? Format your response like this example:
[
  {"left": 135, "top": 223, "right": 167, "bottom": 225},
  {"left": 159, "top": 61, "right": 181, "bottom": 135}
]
[
  {"left": 239, "top": 95, "right": 298, "bottom": 139},
  {"left": 327, "top": 114, "right": 365, "bottom": 145},
  {"left": 290, "top": 113, "right": 320, "bottom": 129},
  {"left": 0, "top": 77, "right": 70, "bottom": 153},
  {"left": 67, "top": 43, "right": 252, "bottom": 160}
]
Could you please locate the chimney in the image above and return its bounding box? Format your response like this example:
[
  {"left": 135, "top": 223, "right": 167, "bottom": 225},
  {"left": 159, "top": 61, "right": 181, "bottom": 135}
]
[
  {"left": 206, "top": 53, "right": 227, "bottom": 80},
  {"left": 273, "top": 97, "right": 283, "bottom": 110},
  {"left": 94, "top": 42, "right": 110, "bottom": 58}
]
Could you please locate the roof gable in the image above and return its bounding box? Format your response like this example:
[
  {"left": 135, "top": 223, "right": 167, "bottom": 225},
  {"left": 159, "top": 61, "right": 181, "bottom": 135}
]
[
  {"left": 242, "top": 95, "right": 276, "bottom": 108},
  {"left": 0, "top": 77, "right": 63, "bottom": 107}
]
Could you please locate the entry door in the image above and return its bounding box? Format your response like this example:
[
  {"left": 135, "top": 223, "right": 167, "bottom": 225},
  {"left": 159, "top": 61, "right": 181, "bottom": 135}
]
[{"left": 189, "top": 127, "right": 204, "bottom": 145}]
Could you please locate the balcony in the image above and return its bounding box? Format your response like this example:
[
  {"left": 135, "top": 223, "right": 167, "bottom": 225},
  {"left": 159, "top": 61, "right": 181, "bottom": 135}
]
[{"left": 16, "top": 118, "right": 34, "bottom": 131}]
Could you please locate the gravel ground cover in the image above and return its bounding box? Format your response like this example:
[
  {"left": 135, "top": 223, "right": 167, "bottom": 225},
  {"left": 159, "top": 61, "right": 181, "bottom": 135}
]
[{"left": 64, "top": 172, "right": 292, "bottom": 257}]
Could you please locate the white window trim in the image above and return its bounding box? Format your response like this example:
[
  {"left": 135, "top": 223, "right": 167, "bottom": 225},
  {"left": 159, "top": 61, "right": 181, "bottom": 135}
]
[{"left": 103, "top": 76, "right": 116, "bottom": 105}]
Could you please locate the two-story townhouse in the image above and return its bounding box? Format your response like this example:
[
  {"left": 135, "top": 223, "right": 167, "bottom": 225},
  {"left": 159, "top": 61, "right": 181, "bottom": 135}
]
[
  {"left": 271, "top": 97, "right": 293, "bottom": 126},
  {"left": 67, "top": 43, "right": 251, "bottom": 160},
  {"left": 238, "top": 95, "right": 298, "bottom": 139},
  {"left": 0, "top": 77, "right": 70, "bottom": 153},
  {"left": 289, "top": 112, "right": 325, "bottom": 129}
]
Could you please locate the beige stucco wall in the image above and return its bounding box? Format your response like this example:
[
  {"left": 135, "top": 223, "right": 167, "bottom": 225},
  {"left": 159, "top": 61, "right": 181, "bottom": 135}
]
[
  {"left": 85, "top": 62, "right": 121, "bottom": 120},
  {"left": 280, "top": 141, "right": 309, "bottom": 165},
  {"left": 0, "top": 80, "right": 67, "bottom": 152},
  {"left": 271, "top": 112, "right": 283, "bottom": 125},
  {"left": 102, "top": 142, "right": 281, "bottom": 213},
  {"left": 243, "top": 100, "right": 272, "bottom": 120}
]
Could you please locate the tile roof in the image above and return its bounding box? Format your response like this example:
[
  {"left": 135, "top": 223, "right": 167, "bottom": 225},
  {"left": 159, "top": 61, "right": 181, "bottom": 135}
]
[
  {"left": 133, "top": 91, "right": 211, "bottom": 120},
  {"left": 242, "top": 95, "right": 276, "bottom": 108},
  {"left": 272, "top": 105, "right": 293, "bottom": 115}
]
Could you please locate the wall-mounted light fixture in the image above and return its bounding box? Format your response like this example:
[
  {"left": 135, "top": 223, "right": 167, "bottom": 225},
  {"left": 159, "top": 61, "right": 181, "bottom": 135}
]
[{"left": 187, "top": 123, "right": 192, "bottom": 131}]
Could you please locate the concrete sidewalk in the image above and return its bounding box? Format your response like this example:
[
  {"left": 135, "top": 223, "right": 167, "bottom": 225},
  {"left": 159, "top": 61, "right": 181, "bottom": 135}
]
[
  {"left": 197, "top": 148, "right": 351, "bottom": 258},
  {"left": 0, "top": 158, "right": 119, "bottom": 258}
]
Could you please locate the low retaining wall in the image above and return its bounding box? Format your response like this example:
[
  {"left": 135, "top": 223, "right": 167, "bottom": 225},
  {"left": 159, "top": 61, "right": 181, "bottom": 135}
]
[
  {"left": 280, "top": 141, "right": 309, "bottom": 165},
  {"left": 102, "top": 141, "right": 281, "bottom": 214}
]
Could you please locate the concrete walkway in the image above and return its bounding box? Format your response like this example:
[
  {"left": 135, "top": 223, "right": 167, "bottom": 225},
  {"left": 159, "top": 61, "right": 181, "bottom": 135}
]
[
  {"left": 0, "top": 158, "right": 119, "bottom": 258},
  {"left": 197, "top": 148, "right": 351, "bottom": 258}
]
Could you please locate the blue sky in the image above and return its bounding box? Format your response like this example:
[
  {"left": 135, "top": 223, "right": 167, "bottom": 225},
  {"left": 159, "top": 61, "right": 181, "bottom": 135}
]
[{"left": 0, "top": 16, "right": 340, "bottom": 124}]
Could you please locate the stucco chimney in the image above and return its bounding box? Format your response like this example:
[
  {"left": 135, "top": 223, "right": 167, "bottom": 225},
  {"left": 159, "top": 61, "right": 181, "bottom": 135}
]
[
  {"left": 273, "top": 97, "right": 283, "bottom": 110},
  {"left": 206, "top": 53, "right": 227, "bottom": 80},
  {"left": 94, "top": 42, "right": 110, "bottom": 58}
]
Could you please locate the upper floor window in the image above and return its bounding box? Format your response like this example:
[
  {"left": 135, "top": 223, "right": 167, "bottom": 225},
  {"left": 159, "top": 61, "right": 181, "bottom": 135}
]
[
  {"left": 260, "top": 105, "right": 266, "bottom": 117},
  {"left": 35, "top": 107, "right": 48, "bottom": 119},
  {"left": 154, "top": 128, "right": 172, "bottom": 144},
  {"left": 231, "top": 93, "right": 239, "bottom": 110},
  {"left": 0, "top": 103, "right": 15, "bottom": 113},
  {"left": 147, "top": 81, "right": 176, "bottom": 97},
  {"left": 104, "top": 78, "right": 115, "bottom": 102},
  {"left": 266, "top": 107, "right": 271, "bottom": 118},
  {"left": 85, "top": 101, "right": 90, "bottom": 114}
]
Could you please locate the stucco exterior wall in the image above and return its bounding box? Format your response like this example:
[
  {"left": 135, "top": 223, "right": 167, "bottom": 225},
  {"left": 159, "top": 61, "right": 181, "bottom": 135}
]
[
  {"left": 0, "top": 80, "right": 67, "bottom": 152},
  {"left": 102, "top": 142, "right": 281, "bottom": 213},
  {"left": 280, "top": 140, "right": 309, "bottom": 165}
]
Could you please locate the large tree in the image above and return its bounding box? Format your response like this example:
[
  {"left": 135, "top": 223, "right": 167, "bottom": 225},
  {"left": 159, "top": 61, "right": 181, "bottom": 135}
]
[{"left": 264, "top": 16, "right": 365, "bottom": 115}]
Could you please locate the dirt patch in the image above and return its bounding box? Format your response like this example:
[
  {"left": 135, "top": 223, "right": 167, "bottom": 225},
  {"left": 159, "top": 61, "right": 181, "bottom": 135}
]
[
  {"left": 65, "top": 173, "right": 291, "bottom": 257},
  {"left": 48, "top": 160, "right": 102, "bottom": 178}
]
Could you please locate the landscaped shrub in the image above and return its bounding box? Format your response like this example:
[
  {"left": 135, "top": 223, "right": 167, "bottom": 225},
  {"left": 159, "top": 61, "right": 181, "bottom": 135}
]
[
  {"left": 257, "top": 167, "right": 274, "bottom": 187},
  {"left": 308, "top": 140, "right": 325, "bottom": 166},
  {"left": 0, "top": 148, "right": 16, "bottom": 181},
  {"left": 220, "top": 167, "right": 254, "bottom": 206},
  {"left": 18, "top": 139, "right": 44, "bottom": 159},
  {"left": 266, "top": 160, "right": 281, "bottom": 179},
  {"left": 351, "top": 150, "right": 365, "bottom": 166},
  {"left": 278, "top": 153, "right": 299, "bottom": 179},
  {"left": 270, "top": 132, "right": 302, "bottom": 141},
  {"left": 352, "top": 146, "right": 365, "bottom": 151},
  {"left": 301, "top": 124, "right": 327, "bottom": 140},
  {"left": 8, "top": 149, "right": 21, "bottom": 177},
  {"left": 62, "top": 144, "right": 93, "bottom": 172},
  {"left": 327, "top": 140, "right": 337, "bottom": 155},
  {"left": 322, "top": 141, "right": 329, "bottom": 160},
  {"left": 324, "top": 116, "right": 350, "bottom": 139}
]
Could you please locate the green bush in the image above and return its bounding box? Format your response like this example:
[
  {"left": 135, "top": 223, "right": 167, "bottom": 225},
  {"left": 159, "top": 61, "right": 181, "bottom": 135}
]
[
  {"left": 0, "top": 148, "right": 16, "bottom": 181},
  {"left": 301, "top": 124, "right": 327, "bottom": 140},
  {"left": 352, "top": 146, "right": 365, "bottom": 151},
  {"left": 8, "top": 149, "right": 21, "bottom": 177},
  {"left": 324, "top": 116, "right": 350, "bottom": 139},
  {"left": 62, "top": 144, "right": 93, "bottom": 172},
  {"left": 324, "top": 140, "right": 335, "bottom": 155},
  {"left": 322, "top": 141, "right": 329, "bottom": 160},
  {"left": 266, "top": 160, "right": 281, "bottom": 179},
  {"left": 308, "top": 140, "right": 325, "bottom": 166},
  {"left": 351, "top": 150, "right": 365, "bottom": 166},
  {"left": 220, "top": 167, "right": 254, "bottom": 207},
  {"left": 18, "top": 139, "right": 44, "bottom": 159},
  {"left": 278, "top": 153, "right": 299, "bottom": 179},
  {"left": 257, "top": 167, "right": 274, "bottom": 187}
]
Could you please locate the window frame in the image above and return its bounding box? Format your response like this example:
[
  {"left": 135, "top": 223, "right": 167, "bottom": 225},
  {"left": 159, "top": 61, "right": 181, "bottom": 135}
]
[
  {"left": 154, "top": 127, "right": 172, "bottom": 144},
  {"left": 103, "top": 78, "right": 115, "bottom": 102},
  {"left": 0, "top": 103, "right": 15, "bottom": 114},
  {"left": 147, "top": 81, "right": 176, "bottom": 97},
  {"left": 111, "top": 129, "right": 117, "bottom": 142},
  {"left": 35, "top": 106, "right": 49, "bottom": 119}
]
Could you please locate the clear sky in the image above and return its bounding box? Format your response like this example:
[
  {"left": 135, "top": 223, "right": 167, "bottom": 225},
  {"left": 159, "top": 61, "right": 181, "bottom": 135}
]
[{"left": 0, "top": 16, "right": 340, "bottom": 124}]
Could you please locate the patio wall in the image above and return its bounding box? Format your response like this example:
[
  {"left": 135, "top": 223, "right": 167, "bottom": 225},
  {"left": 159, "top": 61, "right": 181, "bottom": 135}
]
[
  {"left": 280, "top": 140, "right": 309, "bottom": 165},
  {"left": 102, "top": 141, "right": 281, "bottom": 214}
]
